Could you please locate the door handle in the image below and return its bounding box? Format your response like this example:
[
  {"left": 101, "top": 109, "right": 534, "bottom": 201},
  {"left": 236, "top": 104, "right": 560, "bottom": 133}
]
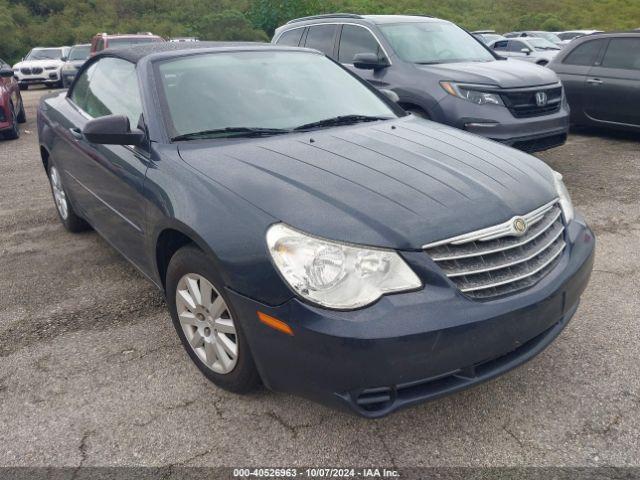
[
  {"left": 587, "top": 78, "right": 603, "bottom": 85},
  {"left": 69, "top": 127, "right": 83, "bottom": 139}
]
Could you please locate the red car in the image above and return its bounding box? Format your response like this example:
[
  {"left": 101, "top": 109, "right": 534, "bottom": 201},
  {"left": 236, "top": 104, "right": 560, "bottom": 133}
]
[
  {"left": 89, "top": 32, "right": 165, "bottom": 56},
  {"left": 0, "top": 58, "right": 26, "bottom": 140}
]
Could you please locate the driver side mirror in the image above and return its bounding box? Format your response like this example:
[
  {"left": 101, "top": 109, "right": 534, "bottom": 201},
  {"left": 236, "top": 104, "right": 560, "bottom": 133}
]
[
  {"left": 83, "top": 115, "right": 145, "bottom": 146},
  {"left": 0, "top": 66, "right": 14, "bottom": 78},
  {"left": 521, "top": 47, "right": 532, "bottom": 55},
  {"left": 353, "top": 53, "right": 390, "bottom": 70}
]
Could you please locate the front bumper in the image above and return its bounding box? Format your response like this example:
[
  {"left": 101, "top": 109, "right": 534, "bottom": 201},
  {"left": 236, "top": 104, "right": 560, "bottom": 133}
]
[
  {"left": 227, "top": 217, "right": 595, "bottom": 417},
  {"left": 433, "top": 94, "right": 570, "bottom": 152},
  {"left": 61, "top": 71, "right": 77, "bottom": 87},
  {"left": 16, "top": 71, "right": 60, "bottom": 85}
]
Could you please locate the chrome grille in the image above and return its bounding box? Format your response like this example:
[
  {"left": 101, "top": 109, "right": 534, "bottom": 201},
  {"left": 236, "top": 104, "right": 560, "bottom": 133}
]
[{"left": 424, "top": 199, "right": 566, "bottom": 299}]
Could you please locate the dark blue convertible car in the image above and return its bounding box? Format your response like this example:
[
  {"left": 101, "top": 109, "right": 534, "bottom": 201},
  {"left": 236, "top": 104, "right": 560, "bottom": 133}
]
[{"left": 37, "top": 42, "right": 595, "bottom": 417}]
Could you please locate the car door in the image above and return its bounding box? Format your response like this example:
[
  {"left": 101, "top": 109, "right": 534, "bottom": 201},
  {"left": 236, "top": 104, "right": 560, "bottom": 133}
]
[
  {"left": 584, "top": 37, "right": 640, "bottom": 127},
  {"left": 55, "top": 57, "right": 152, "bottom": 271},
  {"left": 508, "top": 40, "right": 532, "bottom": 61},
  {"left": 337, "top": 24, "right": 392, "bottom": 89},
  {"left": 551, "top": 38, "right": 607, "bottom": 122}
]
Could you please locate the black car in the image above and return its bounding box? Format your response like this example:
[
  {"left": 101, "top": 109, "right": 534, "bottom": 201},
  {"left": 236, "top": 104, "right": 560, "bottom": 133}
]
[
  {"left": 61, "top": 43, "right": 91, "bottom": 88},
  {"left": 549, "top": 32, "right": 640, "bottom": 132},
  {"left": 37, "top": 42, "right": 594, "bottom": 417},
  {"left": 273, "top": 14, "right": 570, "bottom": 153}
]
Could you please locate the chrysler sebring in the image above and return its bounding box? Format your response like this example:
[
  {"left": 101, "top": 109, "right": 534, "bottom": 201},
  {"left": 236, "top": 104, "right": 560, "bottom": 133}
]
[{"left": 37, "top": 43, "right": 595, "bottom": 417}]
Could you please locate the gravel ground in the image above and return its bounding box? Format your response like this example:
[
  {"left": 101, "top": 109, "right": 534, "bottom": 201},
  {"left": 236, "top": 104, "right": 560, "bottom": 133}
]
[{"left": 0, "top": 88, "right": 639, "bottom": 469}]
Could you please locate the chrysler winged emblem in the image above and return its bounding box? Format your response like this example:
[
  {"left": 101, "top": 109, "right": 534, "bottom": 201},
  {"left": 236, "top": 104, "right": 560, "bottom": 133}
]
[{"left": 512, "top": 217, "right": 528, "bottom": 235}]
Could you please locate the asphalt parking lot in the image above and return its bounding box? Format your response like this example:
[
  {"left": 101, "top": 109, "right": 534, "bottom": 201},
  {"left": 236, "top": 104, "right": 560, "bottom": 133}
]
[{"left": 1, "top": 88, "right": 639, "bottom": 469}]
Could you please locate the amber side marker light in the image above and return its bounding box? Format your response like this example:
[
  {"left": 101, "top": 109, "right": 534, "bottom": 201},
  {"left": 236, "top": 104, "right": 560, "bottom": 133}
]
[{"left": 257, "top": 311, "right": 294, "bottom": 336}]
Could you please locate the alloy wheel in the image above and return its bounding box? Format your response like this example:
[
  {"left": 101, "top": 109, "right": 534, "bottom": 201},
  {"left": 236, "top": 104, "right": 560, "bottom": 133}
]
[
  {"left": 49, "top": 166, "right": 69, "bottom": 220},
  {"left": 175, "top": 273, "right": 239, "bottom": 374}
]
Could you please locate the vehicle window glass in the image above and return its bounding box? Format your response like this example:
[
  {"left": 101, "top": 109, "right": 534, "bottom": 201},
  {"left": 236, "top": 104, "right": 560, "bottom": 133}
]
[
  {"left": 509, "top": 40, "right": 527, "bottom": 52},
  {"left": 527, "top": 38, "right": 560, "bottom": 50},
  {"left": 96, "top": 39, "right": 104, "bottom": 51},
  {"left": 492, "top": 40, "right": 508, "bottom": 50},
  {"left": 68, "top": 45, "right": 91, "bottom": 61},
  {"left": 379, "top": 22, "right": 495, "bottom": 64},
  {"left": 338, "top": 25, "right": 383, "bottom": 64},
  {"left": 26, "top": 48, "right": 64, "bottom": 60},
  {"left": 601, "top": 38, "right": 640, "bottom": 70},
  {"left": 157, "top": 51, "right": 396, "bottom": 137},
  {"left": 276, "top": 29, "right": 304, "bottom": 46},
  {"left": 70, "top": 62, "right": 97, "bottom": 110},
  {"left": 74, "top": 58, "right": 142, "bottom": 126},
  {"left": 304, "top": 25, "right": 337, "bottom": 55},
  {"left": 563, "top": 39, "right": 605, "bottom": 66}
]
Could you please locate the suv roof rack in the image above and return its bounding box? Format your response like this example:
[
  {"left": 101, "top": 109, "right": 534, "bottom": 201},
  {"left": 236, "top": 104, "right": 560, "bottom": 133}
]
[{"left": 286, "top": 13, "right": 363, "bottom": 25}]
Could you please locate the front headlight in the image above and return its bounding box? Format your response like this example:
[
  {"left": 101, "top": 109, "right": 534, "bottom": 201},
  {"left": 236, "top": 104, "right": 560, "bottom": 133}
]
[
  {"left": 553, "top": 171, "right": 574, "bottom": 223},
  {"left": 266, "top": 224, "right": 422, "bottom": 309},
  {"left": 440, "top": 82, "right": 504, "bottom": 106},
  {"left": 61, "top": 63, "right": 76, "bottom": 72}
]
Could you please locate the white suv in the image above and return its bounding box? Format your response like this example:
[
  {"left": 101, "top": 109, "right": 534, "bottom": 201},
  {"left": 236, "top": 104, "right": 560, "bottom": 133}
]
[{"left": 12, "top": 47, "right": 70, "bottom": 90}]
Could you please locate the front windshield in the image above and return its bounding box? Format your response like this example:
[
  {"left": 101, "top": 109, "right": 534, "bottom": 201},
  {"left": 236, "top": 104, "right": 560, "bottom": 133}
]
[
  {"left": 379, "top": 22, "right": 496, "bottom": 64},
  {"left": 528, "top": 37, "right": 560, "bottom": 50},
  {"left": 481, "top": 34, "right": 504, "bottom": 44},
  {"left": 68, "top": 45, "right": 90, "bottom": 61},
  {"left": 157, "top": 51, "right": 397, "bottom": 138},
  {"left": 533, "top": 32, "right": 561, "bottom": 44},
  {"left": 26, "top": 49, "right": 63, "bottom": 60}
]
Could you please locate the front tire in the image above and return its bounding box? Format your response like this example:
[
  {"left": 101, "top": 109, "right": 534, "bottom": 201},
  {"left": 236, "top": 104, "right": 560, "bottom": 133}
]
[
  {"left": 16, "top": 94, "right": 26, "bottom": 123},
  {"left": 166, "top": 245, "right": 261, "bottom": 393},
  {"left": 2, "top": 102, "right": 19, "bottom": 140},
  {"left": 47, "top": 161, "right": 90, "bottom": 232}
]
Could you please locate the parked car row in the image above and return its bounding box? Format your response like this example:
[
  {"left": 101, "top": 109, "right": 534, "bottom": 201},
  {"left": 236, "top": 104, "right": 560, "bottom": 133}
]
[{"left": 10, "top": 32, "right": 165, "bottom": 92}]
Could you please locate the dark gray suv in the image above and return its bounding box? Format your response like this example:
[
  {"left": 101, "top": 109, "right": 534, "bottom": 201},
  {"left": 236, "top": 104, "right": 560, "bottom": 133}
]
[{"left": 273, "top": 14, "right": 570, "bottom": 152}]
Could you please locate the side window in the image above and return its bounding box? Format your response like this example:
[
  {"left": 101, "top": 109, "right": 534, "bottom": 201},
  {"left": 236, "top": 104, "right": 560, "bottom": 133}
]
[
  {"left": 71, "top": 58, "right": 142, "bottom": 127},
  {"left": 338, "top": 25, "right": 383, "bottom": 64},
  {"left": 304, "top": 25, "right": 337, "bottom": 55},
  {"left": 601, "top": 38, "right": 640, "bottom": 70},
  {"left": 509, "top": 40, "right": 527, "bottom": 52},
  {"left": 563, "top": 39, "right": 605, "bottom": 66},
  {"left": 276, "top": 29, "right": 304, "bottom": 47},
  {"left": 70, "top": 62, "right": 97, "bottom": 110},
  {"left": 96, "top": 38, "right": 105, "bottom": 52},
  {"left": 493, "top": 40, "right": 508, "bottom": 51}
]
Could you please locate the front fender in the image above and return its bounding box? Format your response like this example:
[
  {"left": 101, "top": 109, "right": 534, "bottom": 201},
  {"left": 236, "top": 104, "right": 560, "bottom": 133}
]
[{"left": 144, "top": 145, "right": 294, "bottom": 306}]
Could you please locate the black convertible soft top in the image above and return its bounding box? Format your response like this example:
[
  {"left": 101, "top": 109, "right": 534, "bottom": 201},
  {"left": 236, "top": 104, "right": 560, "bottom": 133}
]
[{"left": 95, "top": 41, "right": 302, "bottom": 64}]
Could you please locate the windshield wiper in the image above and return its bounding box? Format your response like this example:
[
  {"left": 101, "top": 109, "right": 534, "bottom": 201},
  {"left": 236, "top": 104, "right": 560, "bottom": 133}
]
[
  {"left": 293, "top": 115, "right": 392, "bottom": 131},
  {"left": 172, "top": 127, "right": 291, "bottom": 141}
]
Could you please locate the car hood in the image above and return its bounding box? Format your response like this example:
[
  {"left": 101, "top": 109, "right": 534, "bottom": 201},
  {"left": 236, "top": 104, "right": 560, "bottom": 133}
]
[
  {"left": 177, "top": 117, "right": 557, "bottom": 250},
  {"left": 13, "top": 59, "right": 64, "bottom": 69},
  {"left": 416, "top": 59, "right": 559, "bottom": 88}
]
